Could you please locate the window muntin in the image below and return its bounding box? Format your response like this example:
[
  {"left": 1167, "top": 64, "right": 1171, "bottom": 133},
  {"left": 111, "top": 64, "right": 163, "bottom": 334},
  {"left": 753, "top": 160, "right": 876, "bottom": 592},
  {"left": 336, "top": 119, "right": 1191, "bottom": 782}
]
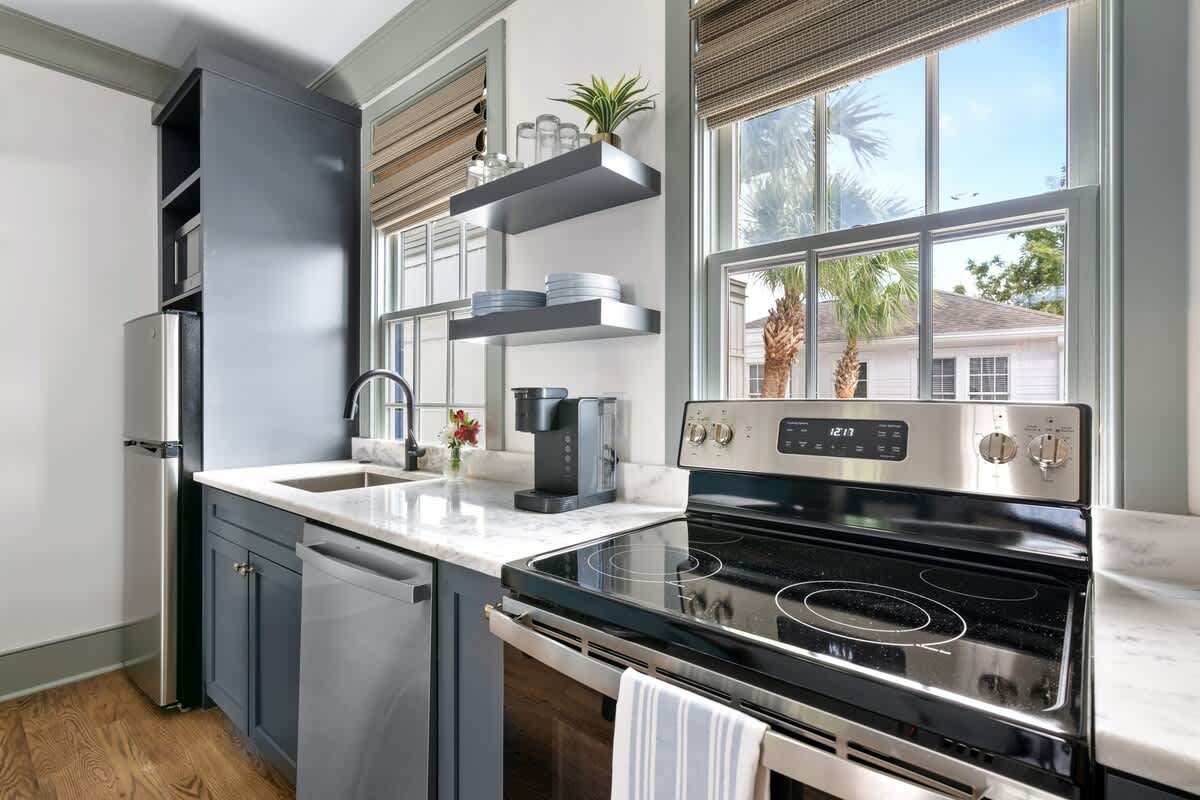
[
  {"left": 726, "top": 262, "right": 807, "bottom": 399},
  {"left": 969, "top": 356, "right": 1011, "bottom": 401},
  {"left": 379, "top": 217, "right": 489, "bottom": 444},
  {"left": 853, "top": 363, "right": 868, "bottom": 398},
  {"left": 939, "top": 10, "right": 1068, "bottom": 211},
  {"left": 931, "top": 357, "right": 956, "bottom": 400},
  {"left": 748, "top": 364, "right": 765, "bottom": 398}
]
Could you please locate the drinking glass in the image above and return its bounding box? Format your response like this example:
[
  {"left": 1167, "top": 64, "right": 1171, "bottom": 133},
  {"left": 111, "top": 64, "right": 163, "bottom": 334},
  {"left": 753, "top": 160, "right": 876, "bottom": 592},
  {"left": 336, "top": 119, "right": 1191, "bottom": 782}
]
[
  {"left": 557, "top": 123, "right": 580, "bottom": 153},
  {"left": 466, "top": 159, "right": 487, "bottom": 188},
  {"left": 483, "top": 152, "right": 510, "bottom": 182},
  {"left": 535, "top": 114, "right": 560, "bottom": 163},
  {"left": 515, "top": 122, "right": 536, "bottom": 166}
]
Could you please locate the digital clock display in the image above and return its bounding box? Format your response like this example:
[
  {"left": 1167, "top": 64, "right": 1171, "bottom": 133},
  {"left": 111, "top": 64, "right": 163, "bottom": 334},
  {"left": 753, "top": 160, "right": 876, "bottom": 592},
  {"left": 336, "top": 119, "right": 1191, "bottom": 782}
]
[{"left": 777, "top": 418, "right": 909, "bottom": 461}]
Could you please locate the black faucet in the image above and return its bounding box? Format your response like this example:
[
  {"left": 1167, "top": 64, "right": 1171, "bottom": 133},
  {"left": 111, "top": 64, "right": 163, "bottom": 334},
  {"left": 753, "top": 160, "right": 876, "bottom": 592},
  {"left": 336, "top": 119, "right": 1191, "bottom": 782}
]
[{"left": 343, "top": 369, "right": 426, "bottom": 471}]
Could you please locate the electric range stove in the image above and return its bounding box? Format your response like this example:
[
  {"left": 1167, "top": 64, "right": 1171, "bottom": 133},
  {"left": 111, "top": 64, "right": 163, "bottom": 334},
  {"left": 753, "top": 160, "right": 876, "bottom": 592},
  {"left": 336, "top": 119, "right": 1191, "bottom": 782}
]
[{"left": 500, "top": 400, "right": 1093, "bottom": 799}]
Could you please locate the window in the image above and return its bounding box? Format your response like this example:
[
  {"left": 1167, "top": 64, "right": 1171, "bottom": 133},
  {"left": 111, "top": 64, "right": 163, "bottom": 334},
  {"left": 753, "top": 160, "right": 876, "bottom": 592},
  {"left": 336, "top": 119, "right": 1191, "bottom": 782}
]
[
  {"left": 709, "top": 8, "right": 1094, "bottom": 410},
  {"left": 378, "top": 218, "right": 489, "bottom": 444},
  {"left": 853, "top": 363, "right": 868, "bottom": 398},
  {"left": 748, "top": 364, "right": 765, "bottom": 398},
  {"left": 969, "top": 356, "right": 1011, "bottom": 401},
  {"left": 931, "top": 358, "right": 956, "bottom": 400}
]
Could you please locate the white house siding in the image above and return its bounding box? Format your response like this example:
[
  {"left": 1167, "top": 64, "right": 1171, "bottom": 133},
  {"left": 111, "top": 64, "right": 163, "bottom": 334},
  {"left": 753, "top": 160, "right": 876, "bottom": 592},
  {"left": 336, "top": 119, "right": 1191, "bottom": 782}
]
[{"left": 739, "top": 329, "right": 1063, "bottom": 402}]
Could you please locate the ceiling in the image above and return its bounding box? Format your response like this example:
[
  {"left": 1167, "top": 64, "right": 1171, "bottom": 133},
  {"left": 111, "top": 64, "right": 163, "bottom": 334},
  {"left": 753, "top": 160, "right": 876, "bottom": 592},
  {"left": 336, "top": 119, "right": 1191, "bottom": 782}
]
[{"left": 8, "top": 0, "right": 416, "bottom": 87}]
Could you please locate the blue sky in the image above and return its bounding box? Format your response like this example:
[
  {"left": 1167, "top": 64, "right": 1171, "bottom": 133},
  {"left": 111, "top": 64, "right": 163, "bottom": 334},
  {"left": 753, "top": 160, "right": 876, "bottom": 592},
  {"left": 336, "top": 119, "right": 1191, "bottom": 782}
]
[{"left": 742, "top": 10, "right": 1068, "bottom": 322}]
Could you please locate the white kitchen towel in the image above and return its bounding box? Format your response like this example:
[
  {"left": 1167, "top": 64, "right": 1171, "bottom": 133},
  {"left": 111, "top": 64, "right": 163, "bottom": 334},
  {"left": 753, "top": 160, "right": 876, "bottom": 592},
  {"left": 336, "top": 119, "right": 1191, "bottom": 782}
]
[{"left": 611, "top": 668, "right": 769, "bottom": 800}]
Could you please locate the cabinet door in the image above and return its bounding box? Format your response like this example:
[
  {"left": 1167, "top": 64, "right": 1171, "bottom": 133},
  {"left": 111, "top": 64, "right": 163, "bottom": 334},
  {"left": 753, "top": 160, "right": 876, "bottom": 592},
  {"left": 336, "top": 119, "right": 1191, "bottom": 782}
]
[
  {"left": 248, "top": 554, "right": 302, "bottom": 784},
  {"left": 437, "top": 563, "right": 504, "bottom": 800},
  {"left": 204, "top": 532, "right": 249, "bottom": 730}
]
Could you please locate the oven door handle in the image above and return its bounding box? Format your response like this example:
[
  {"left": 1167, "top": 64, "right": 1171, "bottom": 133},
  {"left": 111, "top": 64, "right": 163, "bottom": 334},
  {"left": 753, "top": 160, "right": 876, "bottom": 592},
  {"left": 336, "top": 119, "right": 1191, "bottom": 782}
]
[{"left": 486, "top": 605, "right": 965, "bottom": 800}]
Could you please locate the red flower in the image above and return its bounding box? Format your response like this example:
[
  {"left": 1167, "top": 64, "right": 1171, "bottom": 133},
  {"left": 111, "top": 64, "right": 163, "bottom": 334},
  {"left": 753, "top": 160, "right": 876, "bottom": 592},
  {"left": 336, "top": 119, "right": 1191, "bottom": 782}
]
[{"left": 447, "top": 409, "right": 480, "bottom": 448}]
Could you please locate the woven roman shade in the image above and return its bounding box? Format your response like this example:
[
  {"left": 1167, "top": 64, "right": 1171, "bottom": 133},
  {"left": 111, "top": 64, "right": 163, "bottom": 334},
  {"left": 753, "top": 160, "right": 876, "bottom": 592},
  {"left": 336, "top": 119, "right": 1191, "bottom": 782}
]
[
  {"left": 368, "top": 62, "right": 486, "bottom": 234},
  {"left": 693, "top": 0, "right": 1071, "bottom": 128}
]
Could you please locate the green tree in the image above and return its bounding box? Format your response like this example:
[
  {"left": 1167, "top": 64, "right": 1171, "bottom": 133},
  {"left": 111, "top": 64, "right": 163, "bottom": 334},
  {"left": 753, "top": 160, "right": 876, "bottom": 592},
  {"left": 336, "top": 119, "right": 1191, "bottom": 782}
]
[
  {"left": 964, "top": 226, "right": 1065, "bottom": 314},
  {"left": 739, "top": 86, "right": 918, "bottom": 397}
]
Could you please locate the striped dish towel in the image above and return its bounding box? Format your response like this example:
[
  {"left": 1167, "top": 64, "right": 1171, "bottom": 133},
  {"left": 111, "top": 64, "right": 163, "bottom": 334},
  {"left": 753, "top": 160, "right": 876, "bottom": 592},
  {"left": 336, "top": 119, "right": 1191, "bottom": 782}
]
[{"left": 611, "top": 668, "right": 770, "bottom": 800}]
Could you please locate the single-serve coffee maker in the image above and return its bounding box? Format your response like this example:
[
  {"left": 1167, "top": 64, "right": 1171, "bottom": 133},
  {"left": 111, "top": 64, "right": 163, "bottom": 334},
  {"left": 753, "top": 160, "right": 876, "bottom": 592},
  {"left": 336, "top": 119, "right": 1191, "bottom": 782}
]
[{"left": 512, "top": 387, "right": 618, "bottom": 513}]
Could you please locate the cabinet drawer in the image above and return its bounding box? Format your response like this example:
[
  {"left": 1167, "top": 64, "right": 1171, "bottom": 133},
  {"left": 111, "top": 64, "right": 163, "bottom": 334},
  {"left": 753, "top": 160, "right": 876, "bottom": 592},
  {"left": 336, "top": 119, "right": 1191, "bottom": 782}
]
[{"left": 205, "top": 488, "right": 303, "bottom": 571}]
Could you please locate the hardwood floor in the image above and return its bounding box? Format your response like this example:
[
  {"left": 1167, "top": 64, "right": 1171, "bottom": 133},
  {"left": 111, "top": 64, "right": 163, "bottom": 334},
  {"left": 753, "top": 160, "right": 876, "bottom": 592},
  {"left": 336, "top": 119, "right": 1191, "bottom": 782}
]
[{"left": 0, "top": 671, "right": 293, "bottom": 800}]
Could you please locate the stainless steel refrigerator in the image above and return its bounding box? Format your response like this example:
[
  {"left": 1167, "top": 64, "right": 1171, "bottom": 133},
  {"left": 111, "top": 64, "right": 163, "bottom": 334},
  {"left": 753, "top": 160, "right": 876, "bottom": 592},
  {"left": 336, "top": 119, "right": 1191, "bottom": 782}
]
[{"left": 122, "top": 312, "right": 202, "bottom": 708}]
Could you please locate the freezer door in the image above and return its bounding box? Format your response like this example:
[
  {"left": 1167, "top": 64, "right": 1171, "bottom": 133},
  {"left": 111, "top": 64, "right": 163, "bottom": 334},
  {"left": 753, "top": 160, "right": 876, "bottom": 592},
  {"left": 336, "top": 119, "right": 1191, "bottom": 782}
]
[
  {"left": 124, "top": 313, "right": 180, "bottom": 443},
  {"left": 123, "top": 442, "right": 180, "bottom": 707}
]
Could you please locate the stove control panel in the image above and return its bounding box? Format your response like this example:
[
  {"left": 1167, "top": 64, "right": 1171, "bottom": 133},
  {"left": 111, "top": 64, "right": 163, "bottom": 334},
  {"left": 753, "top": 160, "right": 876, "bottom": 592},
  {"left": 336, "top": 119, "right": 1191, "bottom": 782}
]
[{"left": 678, "top": 400, "right": 1089, "bottom": 505}]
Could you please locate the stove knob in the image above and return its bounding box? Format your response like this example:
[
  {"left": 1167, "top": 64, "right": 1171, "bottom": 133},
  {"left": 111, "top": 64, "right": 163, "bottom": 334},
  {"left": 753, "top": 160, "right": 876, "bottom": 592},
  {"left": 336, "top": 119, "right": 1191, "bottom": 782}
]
[
  {"left": 978, "top": 432, "right": 1018, "bottom": 464},
  {"left": 711, "top": 422, "right": 735, "bottom": 446},
  {"left": 1028, "top": 433, "right": 1071, "bottom": 470},
  {"left": 686, "top": 422, "right": 707, "bottom": 445}
]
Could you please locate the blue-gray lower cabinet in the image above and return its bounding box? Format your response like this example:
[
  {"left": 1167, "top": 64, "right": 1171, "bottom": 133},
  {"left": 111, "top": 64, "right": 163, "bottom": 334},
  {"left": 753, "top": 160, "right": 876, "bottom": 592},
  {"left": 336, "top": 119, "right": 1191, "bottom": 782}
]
[
  {"left": 437, "top": 562, "right": 504, "bottom": 800},
  {"left": 1105, "top": 771, "right": 1198, "bottom": 800},
  {"left": 203, "top": 488, "right": 303, "bottom": 784}
]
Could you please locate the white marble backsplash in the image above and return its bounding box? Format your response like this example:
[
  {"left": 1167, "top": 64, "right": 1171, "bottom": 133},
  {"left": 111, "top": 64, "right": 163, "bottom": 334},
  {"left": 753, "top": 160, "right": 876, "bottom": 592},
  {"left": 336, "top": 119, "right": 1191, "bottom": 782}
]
[
  {"left": 1093, "top": 507, "right": 1200, "bottom": 586},
  {"left": 351, "top": 438, "right": 689, "bottom": 507}
]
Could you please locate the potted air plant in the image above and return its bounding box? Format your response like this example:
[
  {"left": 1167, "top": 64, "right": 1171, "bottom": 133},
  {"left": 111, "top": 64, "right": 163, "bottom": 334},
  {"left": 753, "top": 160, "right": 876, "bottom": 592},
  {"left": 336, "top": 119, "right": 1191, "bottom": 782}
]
[
  {"left": 440, "top": 409, "right": 480, "bottom": 482},
  {"left": 550, "top": 73, "right": 657, "bottom": 150}
]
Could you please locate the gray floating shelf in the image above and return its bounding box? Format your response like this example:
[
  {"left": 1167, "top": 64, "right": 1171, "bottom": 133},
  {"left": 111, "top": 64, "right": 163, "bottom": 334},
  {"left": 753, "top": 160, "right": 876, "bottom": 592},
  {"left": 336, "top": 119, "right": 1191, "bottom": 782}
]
[
  {"left": 448, "top": 299, "right": 660, "bottom": 346},
  {"left": 448, "top": 142, "right": 661, "bottom": 234}
]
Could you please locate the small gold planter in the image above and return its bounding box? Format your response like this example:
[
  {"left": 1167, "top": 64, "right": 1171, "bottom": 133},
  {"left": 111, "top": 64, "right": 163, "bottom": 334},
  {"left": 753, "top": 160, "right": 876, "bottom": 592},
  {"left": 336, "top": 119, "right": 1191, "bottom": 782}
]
[{"left": 590, "top": 132, "right": 622, "bottom": 148}]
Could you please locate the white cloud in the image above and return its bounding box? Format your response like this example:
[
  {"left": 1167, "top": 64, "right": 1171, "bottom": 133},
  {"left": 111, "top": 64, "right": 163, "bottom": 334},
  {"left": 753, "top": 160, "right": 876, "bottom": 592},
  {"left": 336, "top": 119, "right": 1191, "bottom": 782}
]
[
  {"left": 940, "top": 113, "right": 959, "bottom": 138},
  {"left": 967, "top": 100, "right": 994, "bottom": 121}
]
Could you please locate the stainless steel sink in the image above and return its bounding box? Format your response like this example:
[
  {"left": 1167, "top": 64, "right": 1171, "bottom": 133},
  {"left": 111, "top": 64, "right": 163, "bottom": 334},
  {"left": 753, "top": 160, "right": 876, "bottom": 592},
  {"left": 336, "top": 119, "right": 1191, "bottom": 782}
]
[{"left": 275, "top": 471, "right": 423, "bottom": 493}]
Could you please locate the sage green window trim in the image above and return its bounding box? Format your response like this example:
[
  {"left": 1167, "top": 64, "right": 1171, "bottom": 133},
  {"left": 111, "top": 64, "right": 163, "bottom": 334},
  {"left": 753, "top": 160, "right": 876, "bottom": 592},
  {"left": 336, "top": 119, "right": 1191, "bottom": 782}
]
[
  {"left": 0, "top": 5, "right": 176, "bottom": 100},
  {"left": 311, "top": 0, "right": 516, "bottom": 107},
  {"left": 358, "top": 22, "right": 505, "bottom": 450}
]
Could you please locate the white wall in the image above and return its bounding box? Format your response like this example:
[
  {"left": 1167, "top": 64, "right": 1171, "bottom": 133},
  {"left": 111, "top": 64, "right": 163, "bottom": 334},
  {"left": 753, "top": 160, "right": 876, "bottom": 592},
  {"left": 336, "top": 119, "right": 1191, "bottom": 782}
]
[
  {"left": 499, "top": 0, "right": 666, "bottom": 465},
  {"left": 0, "top": 56, "right": 157, "bottom": 653}
]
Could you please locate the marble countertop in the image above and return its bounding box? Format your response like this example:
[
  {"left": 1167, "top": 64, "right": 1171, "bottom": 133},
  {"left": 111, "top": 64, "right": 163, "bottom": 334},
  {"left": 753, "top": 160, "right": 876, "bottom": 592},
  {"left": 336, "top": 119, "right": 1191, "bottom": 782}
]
[
  {"left": 194, "top": 460, "right": 682, "bottom": 578},
  {"left": 1091, "top": 507, "right": 1200, "bottom": 795}
]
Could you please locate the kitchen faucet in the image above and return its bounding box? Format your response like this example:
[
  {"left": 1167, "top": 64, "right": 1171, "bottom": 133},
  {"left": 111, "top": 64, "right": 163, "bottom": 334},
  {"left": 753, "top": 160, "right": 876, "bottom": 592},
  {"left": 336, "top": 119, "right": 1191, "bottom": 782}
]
[{"left": 343, "top": 369, "right": 426, "bottom": 471}]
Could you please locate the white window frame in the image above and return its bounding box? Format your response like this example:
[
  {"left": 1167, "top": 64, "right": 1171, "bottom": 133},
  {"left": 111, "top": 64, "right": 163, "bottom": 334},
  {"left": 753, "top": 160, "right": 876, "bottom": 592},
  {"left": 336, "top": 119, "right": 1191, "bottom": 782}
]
[
  {"left": 931, "top": 356, "right": 957, "bottom": 400},
  {"left": 697, "top": 2, "right": 1105, "bottom": 495},
  {"left": 748, "top": 363, "right": 765, "bottom": 398},
  {"left": 967, "top": 354, "right": 1012, "bottom": 402},
  {"left": 357, "top": 23, "right": 506, "bottom": 449}
]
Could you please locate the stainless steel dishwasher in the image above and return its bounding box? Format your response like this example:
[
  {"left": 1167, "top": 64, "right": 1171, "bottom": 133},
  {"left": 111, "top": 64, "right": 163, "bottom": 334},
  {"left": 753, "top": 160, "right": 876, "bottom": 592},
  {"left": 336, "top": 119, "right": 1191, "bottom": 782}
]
[{"left": 294, "top": 523, "right": 434, "bottom": 800}]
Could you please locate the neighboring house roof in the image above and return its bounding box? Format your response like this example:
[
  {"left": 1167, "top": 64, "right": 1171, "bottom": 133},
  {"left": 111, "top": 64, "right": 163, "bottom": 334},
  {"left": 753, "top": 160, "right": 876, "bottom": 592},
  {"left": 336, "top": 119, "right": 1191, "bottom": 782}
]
[{"left": 745, "top": 290, "right": 1063, "bottom": 343}]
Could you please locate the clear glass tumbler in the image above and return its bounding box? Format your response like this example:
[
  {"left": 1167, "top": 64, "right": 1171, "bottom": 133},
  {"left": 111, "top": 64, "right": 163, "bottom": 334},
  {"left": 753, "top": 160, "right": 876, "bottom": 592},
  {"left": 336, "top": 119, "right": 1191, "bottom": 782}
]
[
  {"left": 535, "top": 114, "right": 560, "bottom": 163},
  {"left": 557, "top": 123, "right": 580, "bottom": 153},
  {"left": 515, "top": 122, "right": 536, "bottom": 166}
]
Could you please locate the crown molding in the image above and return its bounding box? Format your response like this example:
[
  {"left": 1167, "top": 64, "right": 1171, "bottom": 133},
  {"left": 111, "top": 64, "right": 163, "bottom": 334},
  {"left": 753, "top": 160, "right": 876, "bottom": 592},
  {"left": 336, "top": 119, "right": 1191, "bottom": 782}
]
[
  {"left": 310, "top": 0, "right": 515, "bottom": 108},
  {"left": 0, "top": 4, "right": 176, "bottom": 100}
]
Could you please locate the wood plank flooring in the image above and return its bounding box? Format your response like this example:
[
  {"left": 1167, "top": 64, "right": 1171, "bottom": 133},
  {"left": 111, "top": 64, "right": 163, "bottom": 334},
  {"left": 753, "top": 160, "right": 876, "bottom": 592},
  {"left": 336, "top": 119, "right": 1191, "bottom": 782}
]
[{"left": 0, "top": 671, "right": 293, "bottom": 800}]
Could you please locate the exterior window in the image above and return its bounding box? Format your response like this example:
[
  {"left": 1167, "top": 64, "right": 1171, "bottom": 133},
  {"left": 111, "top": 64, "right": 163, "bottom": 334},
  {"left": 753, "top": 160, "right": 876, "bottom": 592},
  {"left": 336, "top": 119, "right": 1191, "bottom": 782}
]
[
  {"left": 711, "top": 9, "right": 1088, "bottom": 408},
  {"left": 748, "top": 364, "right": 765, "bottom": 398},
  {"left": 853, "top": 363, "right": 868, "bottom": 398},
  {"left": 378, "top": 218, "right": 488, "bottom": 444},
  {"left": 969, "top": 356, "right": 1011, "bottom": 401},
  {"left": 931, "top": 358, "right": 956, "bottom": 400}
]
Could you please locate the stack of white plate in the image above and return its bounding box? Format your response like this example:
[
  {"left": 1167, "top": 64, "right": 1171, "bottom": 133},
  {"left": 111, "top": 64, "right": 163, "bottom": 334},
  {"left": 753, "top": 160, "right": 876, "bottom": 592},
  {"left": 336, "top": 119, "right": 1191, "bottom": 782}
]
[
  {"left": 545, "top": 272, "right": 622, "bottom": 306},
  {"left": 471, "top": 290, "right": 546, "bottom": 316}
]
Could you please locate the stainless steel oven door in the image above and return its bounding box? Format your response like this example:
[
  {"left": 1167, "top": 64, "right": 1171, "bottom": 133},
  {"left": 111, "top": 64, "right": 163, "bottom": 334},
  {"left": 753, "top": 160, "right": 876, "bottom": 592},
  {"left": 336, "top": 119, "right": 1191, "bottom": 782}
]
[{"left": 489, "top": 598, "right": 1066, "bottom": 800}]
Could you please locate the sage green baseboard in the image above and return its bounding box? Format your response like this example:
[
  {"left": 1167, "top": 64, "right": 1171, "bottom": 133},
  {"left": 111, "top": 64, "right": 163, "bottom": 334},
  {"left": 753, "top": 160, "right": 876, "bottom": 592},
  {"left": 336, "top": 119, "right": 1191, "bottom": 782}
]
[{"left": 0, "top": 624, "right": 129, "bottom": 703}]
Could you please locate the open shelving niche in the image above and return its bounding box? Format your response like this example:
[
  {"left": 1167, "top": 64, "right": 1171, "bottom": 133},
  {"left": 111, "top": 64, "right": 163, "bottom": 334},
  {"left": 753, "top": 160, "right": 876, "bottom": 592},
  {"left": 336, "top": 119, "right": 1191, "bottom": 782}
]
[{"left": 447, "top": 141, "right": 662, "bottom": 346}]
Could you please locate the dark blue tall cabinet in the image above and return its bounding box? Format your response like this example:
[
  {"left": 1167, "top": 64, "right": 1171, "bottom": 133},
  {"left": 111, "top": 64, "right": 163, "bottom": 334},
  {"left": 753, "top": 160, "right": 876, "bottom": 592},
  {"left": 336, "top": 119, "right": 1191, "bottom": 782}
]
[{"left": 154, "top": 51, "right": 359, "bottom": 724}]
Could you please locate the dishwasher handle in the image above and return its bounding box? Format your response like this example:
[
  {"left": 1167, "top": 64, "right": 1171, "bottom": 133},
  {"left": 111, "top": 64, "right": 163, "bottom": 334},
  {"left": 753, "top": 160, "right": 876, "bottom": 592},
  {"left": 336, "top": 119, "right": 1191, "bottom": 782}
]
[{"left": 296, "top": 541, "right": 432, "bottom": 603}]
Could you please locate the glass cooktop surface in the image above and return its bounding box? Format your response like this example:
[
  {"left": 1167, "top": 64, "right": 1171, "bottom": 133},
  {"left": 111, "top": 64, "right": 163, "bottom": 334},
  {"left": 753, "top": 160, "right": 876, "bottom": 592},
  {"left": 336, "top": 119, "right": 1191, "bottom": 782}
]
[{"left": 524, "top": 518, "right": 1082, "bottom": 732}]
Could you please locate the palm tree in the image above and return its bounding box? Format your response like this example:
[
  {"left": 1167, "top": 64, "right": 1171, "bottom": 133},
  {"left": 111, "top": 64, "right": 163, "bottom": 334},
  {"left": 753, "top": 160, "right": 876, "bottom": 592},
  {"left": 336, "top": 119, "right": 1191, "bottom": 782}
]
[
  {"left": 822, "top": 250, "right": 918, "bottom": 398},
  {"left": 738, "top": 85, "right": 917, "bottom": 397}
]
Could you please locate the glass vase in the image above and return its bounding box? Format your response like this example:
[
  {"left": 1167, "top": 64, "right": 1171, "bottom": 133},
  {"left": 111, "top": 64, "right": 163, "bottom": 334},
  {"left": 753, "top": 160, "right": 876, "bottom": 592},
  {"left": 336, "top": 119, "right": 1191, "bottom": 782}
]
[{"left": 443, "top": 448, "right": 464, "bottom": 482}]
